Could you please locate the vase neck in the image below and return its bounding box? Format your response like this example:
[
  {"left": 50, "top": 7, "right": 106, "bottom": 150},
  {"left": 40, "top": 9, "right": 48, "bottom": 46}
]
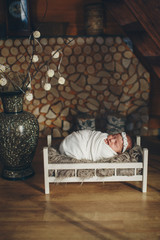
[{"left": 1, "top": 92, "right": 24, "bottom": 113}]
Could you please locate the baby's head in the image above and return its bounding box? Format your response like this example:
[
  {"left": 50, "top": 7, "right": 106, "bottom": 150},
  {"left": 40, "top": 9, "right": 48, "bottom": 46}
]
[{"left": 106, "top": 132, "right": 132, "bottom": 154}]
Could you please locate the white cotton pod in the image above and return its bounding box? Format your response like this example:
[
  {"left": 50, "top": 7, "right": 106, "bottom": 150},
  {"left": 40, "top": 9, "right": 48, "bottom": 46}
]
[
  {"left": 27, "top": 83, "right": 32, "bottom": 89},
  {"left": 58, "top": 77, "right": 65, "bottom": 85},
  {"left": 47, "top": 69, "right": 54, "bottom": 77},
  {"left": 26, "top": 92, "right": 33, "bottom": 101},
  {"left": 44, "top": 83, "right": 51, "bottom": 91},
  {"left": 32, "top": 55, "right": 39, "bottom": 63},
  {"left": 33, "top": 31, "right": 41, "bottom": 38},
  {"left": 0, "top": 77, "right": 7, "bottom": 86},
  {"left": 0, "top": 65, "right": 6, "bottom": 72},
  {"left": 51, "top": 50, "right": 60, "bottom": 58}
]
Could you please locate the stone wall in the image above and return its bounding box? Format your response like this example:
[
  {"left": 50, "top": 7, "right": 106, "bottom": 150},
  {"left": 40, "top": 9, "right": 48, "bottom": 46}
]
[{"left": 0, "top": 36, "right": 150, "bottom": 137}]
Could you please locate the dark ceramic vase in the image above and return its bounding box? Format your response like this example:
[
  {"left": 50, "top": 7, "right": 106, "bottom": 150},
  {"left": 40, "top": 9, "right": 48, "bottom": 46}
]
[{"left": 0, "top": 91, "right": 39, "bottom": 180}]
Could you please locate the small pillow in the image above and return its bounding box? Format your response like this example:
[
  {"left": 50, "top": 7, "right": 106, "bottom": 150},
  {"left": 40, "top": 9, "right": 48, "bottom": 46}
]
[
  {"left": 106, "top": 114, "right": 126, "bottom": 134},
  {"left": 77, "top": 113, "right": 95, "bottom": 130}
]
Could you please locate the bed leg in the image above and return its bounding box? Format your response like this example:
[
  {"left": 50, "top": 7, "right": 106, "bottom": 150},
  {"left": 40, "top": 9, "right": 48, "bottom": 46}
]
[
  {"left": 142, "top": 148, "right": 148, "bottom": 193},
  {"left": 43, "top": 147, "right": 50, "bottom": 194}
]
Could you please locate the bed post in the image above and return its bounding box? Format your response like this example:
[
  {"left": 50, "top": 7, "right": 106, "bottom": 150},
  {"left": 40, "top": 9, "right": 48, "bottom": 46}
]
[
  {"left": 47, "top": 135, "right": 52, "bottom": 147},
  {"left": 142, "top": 148, "right": 148, "bottom": 193},
  {"left": 136, "top": 136, "right": 141, "bottom": 146},
  {"left": 43, "top": 147, "right": 50, "bottom": 194}
]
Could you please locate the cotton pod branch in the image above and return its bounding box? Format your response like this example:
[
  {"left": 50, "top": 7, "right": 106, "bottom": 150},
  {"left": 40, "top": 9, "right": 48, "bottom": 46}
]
[{"left": 0, "top": 0, "right": 76, "bottom": 98}]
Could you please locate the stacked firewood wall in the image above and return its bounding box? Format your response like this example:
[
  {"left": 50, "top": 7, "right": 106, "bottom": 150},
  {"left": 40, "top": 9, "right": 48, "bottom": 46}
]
[{"left": 0, "top": 36, "right": 151, "bottom": 137}]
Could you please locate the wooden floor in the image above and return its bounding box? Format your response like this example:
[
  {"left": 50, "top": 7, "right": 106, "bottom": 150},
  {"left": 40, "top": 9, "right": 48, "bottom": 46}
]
[{"left": 0, "top": 136, "right": 160, "bottom": 240}]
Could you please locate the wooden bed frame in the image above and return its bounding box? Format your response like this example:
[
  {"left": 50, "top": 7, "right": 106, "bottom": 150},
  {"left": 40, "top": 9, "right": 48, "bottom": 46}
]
[{"left": 43, "top": 135, "right": 148, "bottom": 194}]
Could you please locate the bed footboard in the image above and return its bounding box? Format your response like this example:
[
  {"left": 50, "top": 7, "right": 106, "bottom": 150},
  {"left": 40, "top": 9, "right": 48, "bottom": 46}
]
[{"left": 43, "top": 136, "right": 148, "bottom": 194}]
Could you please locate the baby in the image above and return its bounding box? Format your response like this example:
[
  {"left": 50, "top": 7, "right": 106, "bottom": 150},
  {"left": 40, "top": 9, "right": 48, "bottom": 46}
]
[{"left": 59, "top": 130, "right": 132, "bottom": 161}]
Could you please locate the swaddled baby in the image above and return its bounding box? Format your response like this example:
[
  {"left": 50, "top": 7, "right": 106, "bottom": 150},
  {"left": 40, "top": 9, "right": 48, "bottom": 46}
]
[{"left": 59, "top": 130, "right": 132, "bottom": 161}]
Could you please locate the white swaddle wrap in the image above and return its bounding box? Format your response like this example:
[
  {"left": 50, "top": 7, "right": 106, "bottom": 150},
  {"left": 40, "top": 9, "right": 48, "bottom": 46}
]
[{"left": 59, "top": 130, "right": 117, "bottom": 161}]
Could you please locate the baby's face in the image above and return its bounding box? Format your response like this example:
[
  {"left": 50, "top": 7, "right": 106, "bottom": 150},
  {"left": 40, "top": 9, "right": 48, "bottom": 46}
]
[{"left": 106, "top": 134, "right": 123, "bottom": 153}]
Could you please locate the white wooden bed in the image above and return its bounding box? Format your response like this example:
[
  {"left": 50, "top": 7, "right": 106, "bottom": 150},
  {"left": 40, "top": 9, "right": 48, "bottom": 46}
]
[{"left": 43, "top": 135, "right": 148, "bottom": 194}]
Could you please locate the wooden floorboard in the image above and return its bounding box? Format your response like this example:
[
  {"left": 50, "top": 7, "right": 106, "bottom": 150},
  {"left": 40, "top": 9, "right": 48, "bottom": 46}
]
[{"left": 0, "top": 136, "right": 160, "bottom": 240}]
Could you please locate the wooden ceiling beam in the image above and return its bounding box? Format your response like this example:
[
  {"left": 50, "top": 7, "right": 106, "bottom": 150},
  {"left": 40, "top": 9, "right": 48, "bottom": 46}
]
[
  {"left": 129, "top": 32, "right": 160, "bottom": 57},
  {"left": 124, "top": 0, "right": 160, "bottom": 50},
  {"left": 123, "top": 21, "right": 144, "bottom": 33},
  {"left": 151, "top": 65, "right": 160, "bottom": 79},
  {"left": 104, "top": 0, "right": 137, "bottom": 26},
  {"left": 106, "top": 0, "right": 160, "bottom": 81}
]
